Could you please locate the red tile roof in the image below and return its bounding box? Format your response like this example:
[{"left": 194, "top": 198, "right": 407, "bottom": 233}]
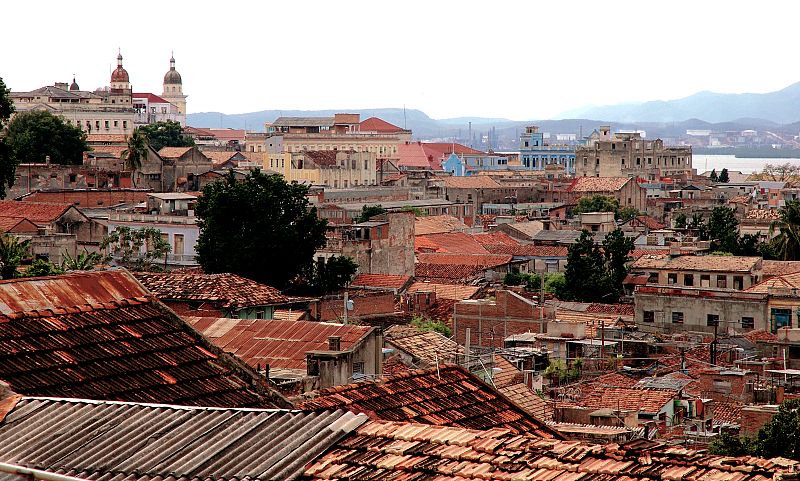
[
  {"left": 406, "top": 281, "right": 480, "bottom": 300},
  {"left": 629, "top": 248, "right": 670, "bottom": 259},
  {"left": 442, "top": 175, "right": 501, "bottom": 189},
  {"left": 415, "top": 263, "right": 488, "bottom": 283},
  {"left": 359, "top": 117, "right": 404, "bottom": 133},
  {"left": 186, "top": 317, "right": 372, "bottom": 371},
  {"left": 473, "top": 231, "right": 520, "bottom": 246},
  {"left": 158, "top": 146, "right": 193, "bottom": 158},
  {"left": 416, "top": 252, "right": 513, "bottom": 267},
  {"left": 567, "top": 176, "right": 632, "bottom": 192},
  {"left": 0, "top": 200, "right": 74, "bottom": 224},
  {"left": 763, "top": 260, "right": 800, "bottom": 279},
  {"left": 132, "top": 92, "right": 171, "bottom": 104},
  {"left": 0, "top": 217, "right": 37, "bottom": 233},
  {"left": 134, "top": 272, "right": 295, "bottom": 308},
  {"left": 415, "top": 232, "right": 490, "bottom": 254},
  {"left": 573, "top": 386, "right": 676, "bottom": 413},
  {"left": 483, "top": 243, "right": 569, "bottom": 257},
  {"left": 423, "top": 142, "right": 485, "bottom": 156},
  {"left": 351, "top": 273, "right": 411, "bottom": 290},
  {"left": 303, "top": 150, "right": 338, "bottom": 166},
  {"left": 397, "top": 142, "right": 440, "bottom": 170},
  {"left": 304, "top": 420, "right": 797, "bottom": 480},
  {"left": 414, "top": 214, "right": 468, "bottom": 235},
  {"left": 497, "top": 382, "right": 553, "bottom": 422},
  {"left": 0, "top": 272, "right": 285, "bottom": 408},
  {"left": 272, "top": 309, "right": 306, "bottom": 321},
  {"left": 585, "top": 303, "right": 636, "bottom": 316},
  {"left": 713, "top": 399, "right": 743, "bottom": 425},
  {"left": 633, "top": 215, "right": 666, "bottom": 230},
  {"left": 299, "top": 364, "right": 559, "bottom": 437}
]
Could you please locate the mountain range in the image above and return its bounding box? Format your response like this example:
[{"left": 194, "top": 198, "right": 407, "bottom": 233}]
[{"left": 186, "top": 82, "right": 800, "bottom": 150}]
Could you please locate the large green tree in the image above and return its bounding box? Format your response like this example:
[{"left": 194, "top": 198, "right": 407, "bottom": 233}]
[
  {"left": 770, "top": 200, "right": 800, "bottom": 260},
  {"left": 0, "top": 233, "right": 30, "bottom": 279},
  {"left": 123, "top": 127, "right": 149, "bottom": 173},
  {"left": 709, "top": 399, "right": 800, "bottom": 460},
  {"left": 138, "top": 120, "right": 194, "bottom": 152},
  {"left": 302, "top": 255, "right": 357, "bottom": 294},
  {"left": 556, "top": 228, "right": 633, "bottom": 303},
  {"left": 5, "top": 110, "right": 88, "bottom": 165},
  {"left": 195, "top": 169, "right": 327, "bottom": 288},
  {"left": 0, "top": 77, "right": 14, "bottom": 199},
  {"left": 573, "top": 195, "right": 619, "bottom": 215},
  {"left": 355, "top": 204, "right": 387, "bottom": 223},
  {"left": 708, "top": 206, "right": 739, "bottom": 253}
]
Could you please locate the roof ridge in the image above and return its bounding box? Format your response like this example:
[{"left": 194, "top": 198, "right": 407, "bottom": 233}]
[{"left": 0, "top": 296, "right": 152, "bottom": 321}]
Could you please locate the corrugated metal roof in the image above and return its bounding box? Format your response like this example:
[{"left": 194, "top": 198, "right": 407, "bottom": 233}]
[
  {"left": 0, "top": 269, "right": 149, "bottom": 315},
  {"left": 0, "top": 398, "right": 367, "bottom": 481}
]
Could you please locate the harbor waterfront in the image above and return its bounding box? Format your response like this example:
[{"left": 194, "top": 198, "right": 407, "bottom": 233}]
[{"left": 694, "top": 154, "right": 800, "bottom": 174}]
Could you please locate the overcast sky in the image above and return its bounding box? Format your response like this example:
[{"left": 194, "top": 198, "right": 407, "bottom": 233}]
[{"left": 3, "top": 0, "right": 796, "bottom": 121}]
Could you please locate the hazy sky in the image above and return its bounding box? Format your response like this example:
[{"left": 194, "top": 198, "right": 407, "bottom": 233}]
[{"left": 3, "top": 0, "right": 797, "bottom": 120}]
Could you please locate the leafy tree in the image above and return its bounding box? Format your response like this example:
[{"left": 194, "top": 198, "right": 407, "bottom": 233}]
[
  {"left": 355, "top": 204, "right": 387, "bottom": 223},
  {"left": 708, "top": 206, "right": 739, "bottom": 253},
  {"left": 399, "top": 205, "right": 426, "bottom": 216},
  {"left": 411, "top": 315, "right": 452, "bottom": 337},
  {"left": 21, "top": 259, "right": 65, "bottom": 278},
  {"left": 673, "top": 212, "right": 687, "bottom": 229},
  {"left": 137, "top": 120, "right": 194, "bottom": 152},
  {"left": 557, "top": 229, "right": 633, "bottom": 303},
  {"left": 573, "top": 195, "right": 619, "bottom": 215},
  {"left": 0, "top": 234, "right": 29, "bottom": 279},
  {"left": 123, "top": 128, "right": 149, "bottom": 175},
  {"left": 5, "top": 110, "right": 89, "bottom": 165},
  {"left": 300, "top": 256, "right": 357, "bottom": 294},
  {"left": 688, "top": 213, "right": 708, "bottom": 240},
  {"left": 0, "top": 77, "right": 15, "bottom": 198},
  {"left": 61, "top": 250, "right": 102, "bottom": 271},
  {"left": 709, "top": 169, "right": 718, "bottom": 182},
  {"left": 770, "top": 200, "right": 800, "bottom": 261},
  {"left": 755, "top": 398, "right": 800, "bottom": 459},
  {"left": 196, "top": 169, "right": 327, "bottom": 288},
  {"left": 617, "top": 206, "right": 639, "bottom": 222},
  {"left": 757, "top": 163, "right": 800, "bottom": 182},
  {"left": 708, "top": 432, "right": 755, "bottom": 457},
  {"left": 544, "top": 273, "right": 566, "bottom": 294},
  {"left": 718, "top": 168, "right": 730, "bottom": 183},
  {"left": 101, "top": 226, "right": 171, "bottom": 271}
]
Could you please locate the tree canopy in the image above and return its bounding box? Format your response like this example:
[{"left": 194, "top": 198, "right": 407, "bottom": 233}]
[
  {"left": 770, "top": 200, "right": 800, "bottom": 260},
  {"left": 101, "top": 226, "right": 171, "bottom": 271},
  {"left": 138, "top": 120, "right": 194, "bottom": 152},
  {"left": 718, "top": 168, "right": 730, "bottom": 183},
  {"left": 355, "top": 204, "right": 387, "bottom": 223},
  {"left": 555, "top": 228, "right": 633, "bottom": 303},
  {"left": 195, "top": 169, "right": 328, "bottom": 288},
  {"left": 5, "top": 110, "right": 89, "bottom": 166},
  {"left": 708, "top": 206, "right": 740, "bottom": 253},
  {"left": 300, "top": 255, "right": 358, "bottom": 295},
  {"left": 0, "top": 77, "right": 15, "bottom": 199},
  {"left": 573, "top": 195, "right": 619, "bottom": 215},
  {"left": 709, "top": 399, "right": 800, "bottom": 460}
]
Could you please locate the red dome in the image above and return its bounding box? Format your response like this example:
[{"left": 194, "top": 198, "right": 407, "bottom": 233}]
[{"left": 111, "top": 67, "right": 129, "bottom": 83}]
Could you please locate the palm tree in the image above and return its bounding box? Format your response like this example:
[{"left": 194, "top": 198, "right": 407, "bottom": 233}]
[
  {"left": 61, "top": 250, "right": 102, "bottom": 271},
  {"left": 770, "top": 200, "right": 800, "bottom": 260},
  {"left": 0, "top": 234, "right": 30, "bottom": 279},
  {"left": 122, "top": 128, "right": 149, "bottom": 186}
]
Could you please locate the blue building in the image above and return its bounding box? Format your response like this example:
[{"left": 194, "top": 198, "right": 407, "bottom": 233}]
[
  {"left": 519, "top": 126, "right": 576, "bottom": 174},
  {"left": 441, "top": 152, "right": 510, "bottom": 176}
]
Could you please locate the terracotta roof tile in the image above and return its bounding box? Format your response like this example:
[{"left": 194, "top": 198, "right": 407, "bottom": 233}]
[
  {"left": 298, "top": 364, "right": 559, "bottom": 437},
  {"left": 414, "top": 214, "right": 469, "bottom": 235},
  {"left": 473, "top": 231, "right": 519, "bottom": 246},
  {"left": 632, "top": 215, "right": 666, "bottom": 230},
  {"left": 415, "top": 232, "right": 489, "bottom": 254},
  {"left": 632, "top": 254, "right": 761, "bottom": 272},
  {"left": 423, "top": 142, "right": 486, "bottom": 156},
  {"left": 573, "top": 386, "right": 676, "bottom": 413},
  {"left": 713, "top": 399, "right": 743, "bottom": 426},
  {"left": 158, "top": 146, "right": 193, "bottom": 158},
  {"left": 0, "top": 272, "right": 283, "bottom": 407},
  {"left": 567, "top": 176, "right": 632, "bottom": 192},
  {"left": 763, "top": 260, "right": 800, "bottom": 278},
  {"left": 397, "top": 142, "right": 439, "bottom": 169},
  {"left": 359, "top": 117, "right": 404, "bottom": 133},
  {"left": 351, "top": 273, "right": 411, "bottom": 290},
  {"left": 497, "top": 383, "right": 553, "bottom": 422},
  {"left": 747, "top": 272, "right": 800, "bottom": 293},
  {"left": 0, "top": 200, "right": 73, "bottom": 224},
  {"left": 443, "top": 176, "right": 501, "bottom": 189},
  {"left": 483, "top": 243, "right": 569, "bottom": 257},
  {"left": 186, "top": 317, "right": 372, "bottom": 371},
  {"left": 303, "top": 419, "right": 797, "bottom": 480},
  {"left": 385, "top": 325, "right": 461, "bottom": 367},
  {"left": 406, "top": 281, "right": 480, "bottom": 301},
  {"left": 417, "top": 252, "right": 513, "bottom": 267},
  {"left": 134, "top": 272, "right": 296, "bottom": 308}
]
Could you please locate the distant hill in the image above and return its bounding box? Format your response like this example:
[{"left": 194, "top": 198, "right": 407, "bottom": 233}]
[{"left": 559, "top": 82, "right": 800, "bottom": 124}]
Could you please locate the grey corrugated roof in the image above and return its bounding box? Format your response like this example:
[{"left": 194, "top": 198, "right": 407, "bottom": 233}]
[
  {"left": 0, "top": 398, "right": 367, "bottom": 481},
  {"left": 530, "top": 229, "right": 581, "bottom": 243},
  {"left": 271, "top": 117, "right": 334, "bottom": 127}
]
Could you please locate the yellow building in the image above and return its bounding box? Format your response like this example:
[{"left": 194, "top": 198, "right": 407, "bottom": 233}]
[{"left": 267, "top": 150, "right": 377, "bottom": 187}]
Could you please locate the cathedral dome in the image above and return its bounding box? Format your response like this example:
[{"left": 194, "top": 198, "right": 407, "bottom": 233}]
[
  {"left": 69, "top": 76, "right": 79, "bottom": 91},
  {"left": 163, "top": 55, "right": 182, "bottom": 85},
  {"left": 111, "top": 52, "right": 129, "bottom": 83}
]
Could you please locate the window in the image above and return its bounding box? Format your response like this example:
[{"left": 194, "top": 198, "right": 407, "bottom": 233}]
[
  {"left": 113, "top": 120, "right": 118, "bottom": 127},
  {"left": 741, "top": 317, "right": 754, "bottom": 329},
  {"left": 255, "top": 311, "right": 264, "bottom": 319},
  {"left": 643, "top": 311, "right": 655, "bottom": 323},
  {"left": 668, "top": 273, "right": 678, "bottom": 285},
  {"left": 173, "top": 233, "right": 184, "bottom": 256},
  {"left": 648, "top": 272, "right": 659, "bottom": 283},
  {"left": 733, "top": 276, "right": 744, "bottom": 290},
  {"left": 672, "top": 311, "right": 684, "bottom": 324},
  {"left": 717, "top": 275, "right": 727, "bottom": 288},
  {"left": 707, "top": 314, "right": 719, "bottom": 327},
  {"left": 684, "top": 274, "right": 694, "bottom": 287},
  {"left": 700, "top": 274, "right": 711, "bottom": 287},
  {"left": 352, "top": 361, "right": 365, "bottom": 375},
  {"left": 123, "top": 121, "right": 127, "bottom": 129}
]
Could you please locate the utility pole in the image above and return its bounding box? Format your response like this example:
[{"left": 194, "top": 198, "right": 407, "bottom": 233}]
[{"left": 343, "top": 291, "right": 349, "bottom": 325}]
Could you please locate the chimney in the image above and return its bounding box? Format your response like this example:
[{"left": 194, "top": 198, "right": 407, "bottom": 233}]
[{"left": 328, "top": 336, "right": 341, "bottom": 351}]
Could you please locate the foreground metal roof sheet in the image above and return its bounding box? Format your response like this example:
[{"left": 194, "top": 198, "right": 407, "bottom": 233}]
[{"left": 0, "top": 397, "right": 367, "bottom": 481}]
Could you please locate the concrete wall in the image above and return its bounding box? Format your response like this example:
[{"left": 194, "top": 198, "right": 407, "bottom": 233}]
[{"left": 635, "top": 288, "right": 768, "bottom": 334}]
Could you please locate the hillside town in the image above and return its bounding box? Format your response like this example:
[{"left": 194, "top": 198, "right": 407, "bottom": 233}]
[{"left": 2, "top": 49, "right": 800, "bottom": 481}]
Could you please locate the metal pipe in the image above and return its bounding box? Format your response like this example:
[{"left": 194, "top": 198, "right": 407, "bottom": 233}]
[{"left": 0, "top": 463, "right": 91, "bottom": 481}]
